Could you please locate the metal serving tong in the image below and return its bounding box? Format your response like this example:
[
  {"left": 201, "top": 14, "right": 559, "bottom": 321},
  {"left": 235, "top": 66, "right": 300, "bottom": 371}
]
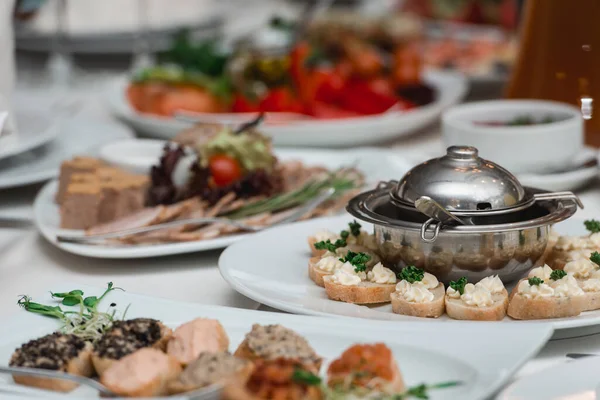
[
  {"left": 56, "top": 188, "right": 335, "bottom": 245},
  {"left": 0, "top": 365, "right": 223, "bottom": 399}
]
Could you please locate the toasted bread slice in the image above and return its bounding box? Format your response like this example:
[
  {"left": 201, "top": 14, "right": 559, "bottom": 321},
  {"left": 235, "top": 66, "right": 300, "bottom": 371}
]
[
  {"left": 308, "top": 256, "right": 333, "bottom": 287},
  {"left": 581, "top": 290, "right": 600, "bottom": 312},
  {"left": 11, "top": 338, "right": 93, "bottom": 393},
  {"left": 100, "top": 348, "right": 182, "bottom": 397},
  {"left": 307, "top": 236, "right": 327, "bottom": 258},
  {"left": 323, "top": 276, "right": 395, "bottom": 304},
  {"left": 507, "top": 280, "right": 585, "bottom": 320},
  {"left": 391, "top": 283, "right": 445, "bottom": 318},
  {"left": 445, "top": 289, "right": 508, "bottom": 321}
]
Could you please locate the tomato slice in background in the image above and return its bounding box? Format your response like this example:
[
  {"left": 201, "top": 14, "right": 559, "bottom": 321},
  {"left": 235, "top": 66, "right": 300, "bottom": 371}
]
[
  {"left": 259, "top": 87, "right": 305, "bottom": 114},
  {"left": 308, "top": 102, "right": 361, "bottom": 119},
  {"left": 338, "top": 80, "right": 399, "bottom": 115},
  {"left": 232, "top": 94, "right": 261, "bottom": 113},
  {"left": 209, "top": 154, "right": 243, "bottom": 187}
]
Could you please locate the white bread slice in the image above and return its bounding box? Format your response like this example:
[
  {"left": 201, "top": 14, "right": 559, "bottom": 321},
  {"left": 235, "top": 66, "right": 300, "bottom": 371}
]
[
  {"left": 323, "top": 276, "right": 395, "bottom": 304},
  {"left": 12, "top": 342, "right": 94, "bottom": 392},
  {"left": 445, "top": 289, "right": 508, "bottom": 321},
  {"left": 390, "top": 283, "right": 445, "bottom": 318},
  {"left": 507, "top": 279, "right": 585, "bottom": 320},
  {"left": 308, "top": 256, "right": 331, "bottom": 287}
]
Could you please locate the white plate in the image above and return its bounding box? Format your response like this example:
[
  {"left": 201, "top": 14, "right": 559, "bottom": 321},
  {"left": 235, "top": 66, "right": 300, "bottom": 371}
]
[
  {"left": 516, "top": 146, "right": 599, "bottom": 192},
  {"left": 0, "top": 117, "right": 134, "bottom": 190},
  {"left": 0, "top": 283, "right": 552, "bottom": 400},
  {"left": 15, "top": 0, "right": 222, "bottom": 54},
  {"left": 106, "top": 70, "right": 468, "bottom": 147},
  {"left": 497, "top": 357, "right": 600, "bottom": 400},
  {"left": 33, "top": 147, "right": 417, "bottom": 259},
  {"left": 219, "top": 214, "right": 600, "bottom": 337},
  {"left": 0, "top": 102, "right": 57, "bottom": 161}
]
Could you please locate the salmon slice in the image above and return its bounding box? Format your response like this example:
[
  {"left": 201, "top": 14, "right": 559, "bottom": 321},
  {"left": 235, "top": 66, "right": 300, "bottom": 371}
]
[
  {"left": 100, "top": 348, "right": 181, "bottom": 397},
  {"left": 166, "top": 318, "right": 229, "bottom": 365}
]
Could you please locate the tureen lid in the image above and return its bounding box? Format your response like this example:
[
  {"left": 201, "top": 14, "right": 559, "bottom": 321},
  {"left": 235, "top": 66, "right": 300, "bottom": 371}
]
[{"left": 391, "top": 146, "right": 526, "bottom": 212}]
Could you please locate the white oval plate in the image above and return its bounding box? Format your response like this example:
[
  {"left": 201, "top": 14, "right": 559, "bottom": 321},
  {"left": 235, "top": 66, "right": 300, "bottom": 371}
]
[
  {"left": 497, "top": 357, "right": 600, "bottom": 400},
  {"left": 219, "top": 214, "right": 600, "bottom": 336},
  {"left": 0, "top": 117, "right": 134, "bottom": 190},
  {"left": 106, "top": 70, "right": 468, "bottom": 147},
  {"left": 0, "top": 284, "right": 552, "bottom": 400},
  {"left": 33, "top": 147, "right": 417, "bottom": 259}
]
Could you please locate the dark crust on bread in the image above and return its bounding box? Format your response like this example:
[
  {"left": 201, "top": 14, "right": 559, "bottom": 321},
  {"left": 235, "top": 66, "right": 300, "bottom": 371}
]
[
  {"left": 94, "top": 318, "right": 164, "bottom": 360},
  {"left": 10, "top": 333, "right": 87, "bottom": 371}
]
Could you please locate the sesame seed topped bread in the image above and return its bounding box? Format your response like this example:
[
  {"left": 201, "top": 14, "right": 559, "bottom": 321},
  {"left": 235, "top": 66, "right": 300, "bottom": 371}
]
[
  {"left": 9, "top": 333, "right": 94, "bottom": 392},
  {"left": 92, "top": 318, "right": 172, "bottom": 376}
]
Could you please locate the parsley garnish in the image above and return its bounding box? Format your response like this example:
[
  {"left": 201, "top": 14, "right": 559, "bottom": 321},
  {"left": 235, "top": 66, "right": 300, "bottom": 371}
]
[
  {"left": 314, "top": 239, "right": 346, "bottom": 253},
  {"left": 348, "top": 220, "right": 362, "bottom": 237},
  {"left": 585, "top": 219, "right": 600, "bottom": 233},
  {"left": 339, "top": 251, "right": 371, "bottom": 272},
  {"left": 550, "top": 269, "right": 567, "bottom": 281},
  {"left": 291, "top": 368, "right": 321, "bottom": 386},
  {"left": 399, "top": 266, "right": 425, "bottom": 283},
  {"left": 448, "top": 277, "right": 468, "bottom": 295},
  {"left": 340, "top": 230, "right": 349, "bottom": 240},
  {"left": 528, "top": 277, "right": 544, "bottom": 286},
  {"left": 591, "top": 251, "right": 600, "bottom": 266}
]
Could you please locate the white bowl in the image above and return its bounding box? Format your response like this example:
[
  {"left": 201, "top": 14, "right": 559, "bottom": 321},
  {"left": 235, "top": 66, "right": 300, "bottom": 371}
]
[{"left": 442, "top": 100, "right": 583, "bottom": 174}]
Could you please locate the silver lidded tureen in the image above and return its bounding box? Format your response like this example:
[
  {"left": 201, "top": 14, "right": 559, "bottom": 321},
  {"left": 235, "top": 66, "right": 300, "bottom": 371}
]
[{"left": 347, "top": 146, "right": 583, "bottom": 283}]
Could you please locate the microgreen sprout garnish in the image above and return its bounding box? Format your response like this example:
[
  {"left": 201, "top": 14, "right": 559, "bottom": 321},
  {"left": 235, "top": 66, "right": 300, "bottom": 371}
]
[
  {"left": 18, "top": 282, "right": 124, "bottom": 341},
  {"left": 339, "top": 251, "right": 371, "bottom": 272},
  {"left": 398, "top": 266, "right": 425, "bottom": 283},
  {"left": 448, "top": 277, "right": 468, "bottom": 295},
  {"left": 315, "top": 239, "right": 347, "bottom": 253},
  {"left": 348, "top": 220, "right": 362, "bottom": 237},
  {"left": 585, "top": 219, "right": 600, "bottom": 234},
  {"left": 528, "top": 277, "right": 544, "bottom": 286},
  {"left": 389, "top": 381, "right": 463, "bottom": 399},
  {"left": 550, "top": 269, "right": 567, "bottom": 281},
  {"left": 591, "top": 251, "right": 600, "bottom": 267},
  {"left": 292, "top": 368, "right": 322, "bottom": 386}
]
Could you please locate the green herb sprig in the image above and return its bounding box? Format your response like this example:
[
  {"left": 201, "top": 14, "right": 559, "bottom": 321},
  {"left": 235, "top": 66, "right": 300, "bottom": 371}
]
[
  {"left": 528, "top": 277, "right": 544, "bottom": 286},
  {"left": 339, "top": 251, "right": 371, "bottom": 272},
  {"left": 348, "top": 220, "right": 362, "bottom": 237},
  {"left": 222, "top": 168, "right": 360, "bottom": 219},
  {"left": 448, "top": 277, "right": 468, "bottom": 295},
  {"left": 591, "top": 251, "right": 600, "bottom": 266},
  {"left": 399, "top": 266, "right": 425, "bottom": 283},
  {"left": 389, "top": 381, "right": 463, "bottom": 399},
  {"left": 18, "top": 283, "right": 124, "bottom": 341},
  {"left": 585, "top": 219, "right": 600, "bottom": 234},
  {"left": 550, "top": 269, "right": 567, "bottom": 281},
  {"left": 291, "top": 368, "right": 322, "bottom": 386}
]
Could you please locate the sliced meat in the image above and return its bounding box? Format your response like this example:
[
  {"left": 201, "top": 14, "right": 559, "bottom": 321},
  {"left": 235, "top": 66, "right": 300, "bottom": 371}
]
[
  {"left": 166, "top": 318, "right": 229, "bottom": 365},
  {"left": 86, "top": 207, "right": 165, "bottom": 236}
]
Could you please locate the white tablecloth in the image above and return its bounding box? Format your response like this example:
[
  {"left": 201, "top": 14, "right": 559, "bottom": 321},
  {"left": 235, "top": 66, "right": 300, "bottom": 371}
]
[{"left": 5, "top": 4, "right": 600, "bottom": 395}]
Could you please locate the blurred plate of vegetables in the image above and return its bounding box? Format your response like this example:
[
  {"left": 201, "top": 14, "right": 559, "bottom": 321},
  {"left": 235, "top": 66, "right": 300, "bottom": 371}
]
[{"left": 108, "top": 17, "right": 468, "bottom": 146}]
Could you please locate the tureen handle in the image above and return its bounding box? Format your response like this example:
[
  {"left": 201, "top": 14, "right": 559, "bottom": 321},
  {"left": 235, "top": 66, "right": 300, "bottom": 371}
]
[
  {"left": 376, "top": 180, "right": 398, "bottom": 190},
  {"left": 532, "top": 191, "right": 584, "bottom": 209},
  {"left": 420, "top": 218, "right": 441, "bottom": 243}
]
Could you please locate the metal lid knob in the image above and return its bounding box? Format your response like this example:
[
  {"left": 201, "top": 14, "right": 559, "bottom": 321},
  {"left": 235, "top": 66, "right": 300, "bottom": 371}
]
[{"left": 390, "top": 146, "right": 526, "bottom": 212}]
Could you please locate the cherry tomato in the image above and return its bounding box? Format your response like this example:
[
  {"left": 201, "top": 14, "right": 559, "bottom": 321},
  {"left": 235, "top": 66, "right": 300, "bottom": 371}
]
[
  {"left": 209, "top": 154, "right": 243, "bottom": 187},
  {"left": 313, "top": 68, "right": 346, "bottom": 104}
]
